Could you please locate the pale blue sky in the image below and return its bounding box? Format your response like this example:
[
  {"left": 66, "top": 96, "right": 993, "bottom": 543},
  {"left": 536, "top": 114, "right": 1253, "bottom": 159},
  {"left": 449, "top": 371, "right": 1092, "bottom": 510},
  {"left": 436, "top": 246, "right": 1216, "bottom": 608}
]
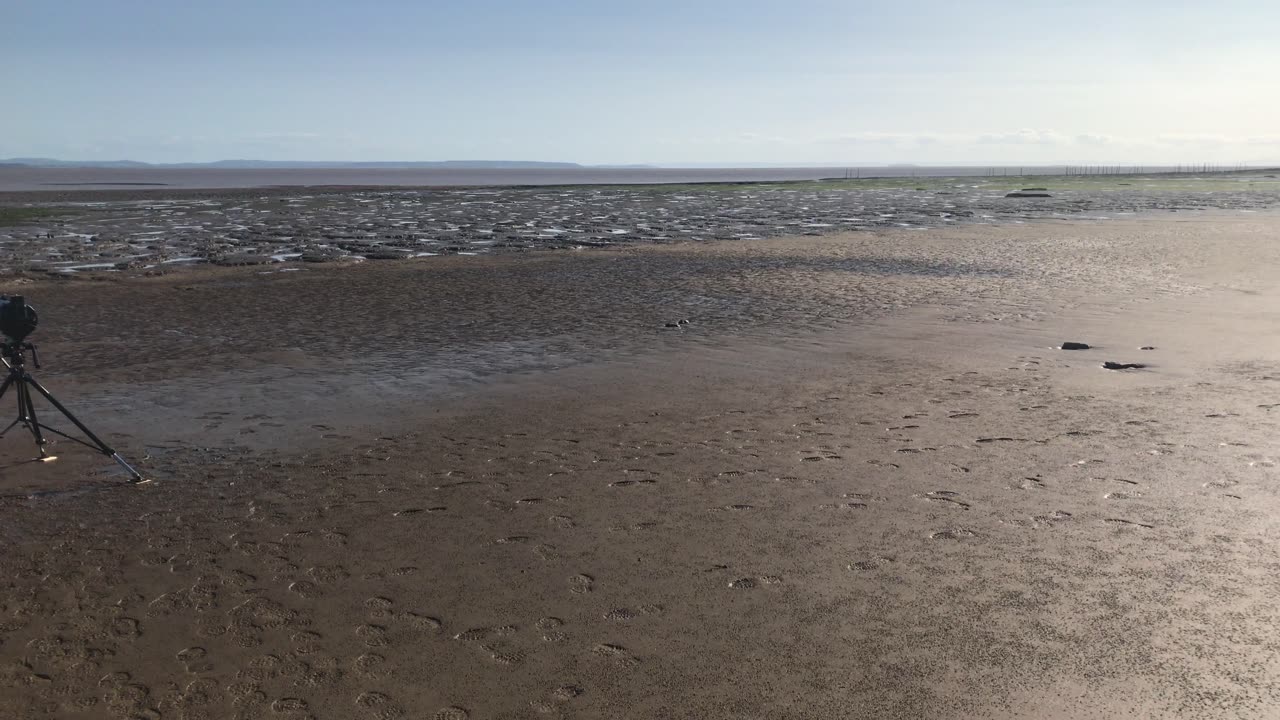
[{"left": 3, "top": 0, "right": 1277, "bottom": 165}]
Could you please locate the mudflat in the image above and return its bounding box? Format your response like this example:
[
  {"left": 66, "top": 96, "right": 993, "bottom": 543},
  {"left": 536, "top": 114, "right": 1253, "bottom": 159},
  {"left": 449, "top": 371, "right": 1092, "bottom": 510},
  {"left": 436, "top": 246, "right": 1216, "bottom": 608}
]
[
  {"left": 2, "top": 172, "right": 1277, "bottom": 276},
  {"left": 2, "top": 211, "right": 1279, "bottom": 719}
]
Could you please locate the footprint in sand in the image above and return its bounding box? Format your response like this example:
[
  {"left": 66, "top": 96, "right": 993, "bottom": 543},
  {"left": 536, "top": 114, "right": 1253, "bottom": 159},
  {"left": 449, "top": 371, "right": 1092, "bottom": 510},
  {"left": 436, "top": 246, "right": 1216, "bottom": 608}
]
[
  {"left": 918, "top": 491, "right": 971, "bottom": 509},
  {"left": 291, "top": 631, "right": 322, "bottom": 654},
  {"left": 393, "top": 507, "right": 446, "bottom": 516},
  {"left": 930, "top": 528, "right": 977, "bottom": 540},
  {"left": 452, "top": 627, "right": 495, "bottom": 642},
  {"left": 728, "top": 575, "right": 780, "bottom": 588},
  {"left": 355, "top": 691, "right": 404, "bottom": 717},
  {"left": 537, "top": 617, "right": 568, "bottom": 642},
  {"left": 353, "top": 653, "right": 387, "bottom": 678},
  {"left": 433, "top": 707, "right": 470, "bottom": 720},
  {"left": 176, "top": 646, "right": 212, "bottom": 673},
  {"left": 568, "top": 574, "right": 595, "bottom": 594},
  {"left": 1104, "top": 491, "right": 1143, "bottom": 500},
  {"left": 271, "top": 698, "right": 309, "bottom": 714},
  {"left": 1104, "top": 518, "right": 1154, "bottom": 529},
  {"left": 354, "top": 624, "right": 389, "bottom": 648},
  {"left": 848, "top": 556, "right": 895, "bottom": 571},
  {"left": 819, "top": 501, "right": 868, "bottom": 510},
  {"left": 289, "top": 581, "right": 321, "bottom": 598},
  {"left": 403, "top": 612, "right": 443, "bottom": 632},
  {"left": 364, "top": 597, "right": 394, "bottom": 618},
  {"left": 592, "top": 643, "right": 641, "bottom": 668},
  {"left": 484, "top": 644, "right": 527, "bottom": 665},
  {"left": 833, "top": 491, "right": 873, "bottom": 502},
  {"left": 320, "top": 529, "right": 348, "bottom": 546},
  {"left": 530, "top": 685, "right": 585, "bottom": 713}
]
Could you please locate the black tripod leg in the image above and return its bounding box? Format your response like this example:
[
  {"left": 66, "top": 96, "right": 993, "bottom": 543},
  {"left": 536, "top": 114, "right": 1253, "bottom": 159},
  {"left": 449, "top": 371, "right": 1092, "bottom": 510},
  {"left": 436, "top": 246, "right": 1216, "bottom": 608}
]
[
  {"left": 17, "top": 382, "right": 51, "bottom": 456},
  {"left": 0, "top": 375, "right": 19, "bottom": 438},
  {"left": 22, "top": 376, "right": 145, "bottom": 483}
]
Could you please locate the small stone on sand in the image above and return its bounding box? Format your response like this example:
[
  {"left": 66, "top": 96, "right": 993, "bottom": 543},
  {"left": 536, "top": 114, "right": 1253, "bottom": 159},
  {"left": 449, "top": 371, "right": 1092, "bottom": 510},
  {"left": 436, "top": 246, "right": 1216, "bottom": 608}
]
[{"left": 1102, "top": 361, "right": 1146, "bottom": 370}]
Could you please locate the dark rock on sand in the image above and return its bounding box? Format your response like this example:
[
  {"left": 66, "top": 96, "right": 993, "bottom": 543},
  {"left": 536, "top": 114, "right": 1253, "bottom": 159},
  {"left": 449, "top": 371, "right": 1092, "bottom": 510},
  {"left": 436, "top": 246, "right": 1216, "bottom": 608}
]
[
  {"left": 1140, "top": 346, "right": 1155, "bottom": 350},
  {"left": 1102, "top": 361, "right": 1146, "bottom": 370},
  {"left": 1007, "top": 191, "right": 1052, "bottom": 198},
  {"left": 1060, "top": 342, "right": 1091, "bottom": 350}
]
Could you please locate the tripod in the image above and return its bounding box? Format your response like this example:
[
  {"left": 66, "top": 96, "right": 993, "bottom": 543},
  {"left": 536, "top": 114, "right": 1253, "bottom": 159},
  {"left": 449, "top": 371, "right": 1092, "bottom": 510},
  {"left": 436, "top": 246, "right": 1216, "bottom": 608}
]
[{"left": 0, "top": 340, "right": 144, "bottom": 483}]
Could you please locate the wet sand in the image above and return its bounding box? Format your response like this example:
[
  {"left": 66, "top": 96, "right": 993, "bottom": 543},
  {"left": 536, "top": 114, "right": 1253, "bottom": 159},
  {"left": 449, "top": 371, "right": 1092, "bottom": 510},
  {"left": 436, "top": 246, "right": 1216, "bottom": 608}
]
[{"left": 2, "top": 212, "right": 1280, "bottom": 718}]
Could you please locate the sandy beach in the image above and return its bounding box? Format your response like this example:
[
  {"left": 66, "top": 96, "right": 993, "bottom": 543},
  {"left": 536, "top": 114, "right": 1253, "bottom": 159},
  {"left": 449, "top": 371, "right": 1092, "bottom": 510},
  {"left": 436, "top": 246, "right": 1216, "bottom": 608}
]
[{"left": 2, "top": 210, "right": 1280, "bottom": 718}]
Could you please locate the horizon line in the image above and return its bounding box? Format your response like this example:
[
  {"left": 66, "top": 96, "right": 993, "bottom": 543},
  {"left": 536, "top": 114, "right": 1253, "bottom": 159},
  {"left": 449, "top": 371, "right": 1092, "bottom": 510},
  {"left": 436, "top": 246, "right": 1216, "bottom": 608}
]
[{"left": 4, "top": 158, "right": 1279, "bottom": 169}]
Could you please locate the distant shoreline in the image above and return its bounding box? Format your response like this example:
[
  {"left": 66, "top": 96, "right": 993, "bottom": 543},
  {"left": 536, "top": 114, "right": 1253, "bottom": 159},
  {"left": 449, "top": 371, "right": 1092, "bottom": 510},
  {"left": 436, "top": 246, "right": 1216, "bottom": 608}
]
[{"left": 2, "top": 165, "right": 1277, "bottom": 198}]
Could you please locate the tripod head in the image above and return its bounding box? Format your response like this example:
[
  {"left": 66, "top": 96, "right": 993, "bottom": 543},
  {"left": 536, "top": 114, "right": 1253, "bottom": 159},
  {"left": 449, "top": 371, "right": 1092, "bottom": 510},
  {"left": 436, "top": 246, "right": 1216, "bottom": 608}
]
[{"left": 1, "top": 339, "right": 37, "bottom": 370}]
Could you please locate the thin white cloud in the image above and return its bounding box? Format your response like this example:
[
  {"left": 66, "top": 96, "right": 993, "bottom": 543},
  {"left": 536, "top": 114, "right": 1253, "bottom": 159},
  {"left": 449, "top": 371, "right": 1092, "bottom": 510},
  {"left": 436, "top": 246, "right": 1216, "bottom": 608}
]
[
  {"left": 1154, "top": 133, "right": 1232, "bottom": 146},
  {"left": 725, "top": 129, "right": 1274, "bottom": 152},
  {"left": 977, "top": 129, "right": 1072, "bottom": 146},
  {"left": 817, "top": 132, "right": 944, "bottom": 146}
]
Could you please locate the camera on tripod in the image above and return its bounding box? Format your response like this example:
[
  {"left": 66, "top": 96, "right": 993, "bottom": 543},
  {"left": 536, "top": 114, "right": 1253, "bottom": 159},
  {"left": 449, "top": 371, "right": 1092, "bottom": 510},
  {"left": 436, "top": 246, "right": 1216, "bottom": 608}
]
[
  {"left": 0, "top": 294, "right": 144, "bottom": 482},
  {"left": 0, "top": 295, "right": 38, "bottom": 345}
]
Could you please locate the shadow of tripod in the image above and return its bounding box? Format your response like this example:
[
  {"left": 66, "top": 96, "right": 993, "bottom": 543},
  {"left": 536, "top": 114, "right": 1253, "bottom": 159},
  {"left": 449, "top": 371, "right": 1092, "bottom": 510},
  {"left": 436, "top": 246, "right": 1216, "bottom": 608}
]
[{"left": 0, "top": 340, "right": 145, "bottom": 483}]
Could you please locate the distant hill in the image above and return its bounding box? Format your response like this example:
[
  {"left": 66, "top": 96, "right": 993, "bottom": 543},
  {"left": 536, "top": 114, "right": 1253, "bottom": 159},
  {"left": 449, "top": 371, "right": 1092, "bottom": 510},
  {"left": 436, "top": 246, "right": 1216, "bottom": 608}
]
[
  {"left": 0, "top": 158, "right": 588, "bottom": 170},
  {"left": 4, "top": 158, "right": 153, "bottom": 168}
]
